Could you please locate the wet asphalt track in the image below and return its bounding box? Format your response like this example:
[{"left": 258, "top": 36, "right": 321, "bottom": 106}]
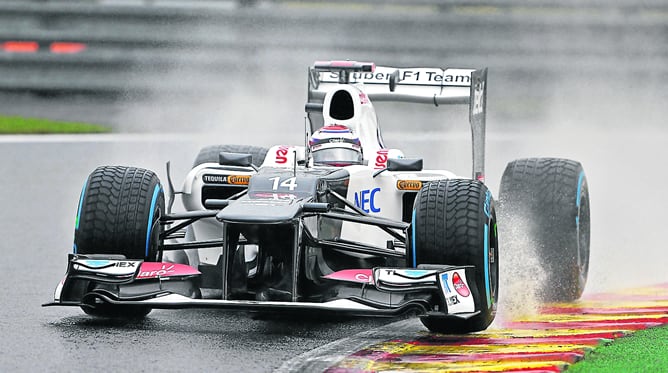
[
  {"left": 2, "top": 124, "right": 667, "bottom": 371},
  {"left": 0, "top": 138, "right": 404, "bottom": 372},
  {"left": 0, "top": 6, "right": 666, "bottom": 366}
]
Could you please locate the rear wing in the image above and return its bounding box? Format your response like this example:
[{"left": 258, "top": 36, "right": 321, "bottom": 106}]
[{"left": 307, "top": 61, "right": 488, "bottom": 182}]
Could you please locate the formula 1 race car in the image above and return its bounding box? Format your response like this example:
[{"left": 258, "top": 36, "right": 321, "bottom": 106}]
[{"left": 45, "top": 61, "right": 590, "bottom": 333}]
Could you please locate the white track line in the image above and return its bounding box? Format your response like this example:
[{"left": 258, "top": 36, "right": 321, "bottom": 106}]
[{"left": 274, "top": 317, "right": 424, "bottom": 372}]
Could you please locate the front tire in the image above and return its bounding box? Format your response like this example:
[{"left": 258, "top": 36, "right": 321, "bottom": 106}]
[
  {"left": 411, "top": 179, "right": 499, "bottom": 333},
  {"left": 74, "top": 166, "right": 165, "bottom": 318}
]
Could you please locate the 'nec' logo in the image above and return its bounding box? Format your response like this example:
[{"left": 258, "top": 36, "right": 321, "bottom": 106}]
[{"left": 354, "top": 188, "right": 380, "bottom": 213}]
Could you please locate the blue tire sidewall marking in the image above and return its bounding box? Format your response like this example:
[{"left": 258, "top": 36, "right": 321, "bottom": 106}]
[
  {"left": 146, "top": 184, "right": 162, "bottom": 258},
  {"left": 483, "top": 190, "right": 492, "bottom": 218},
  {"left": 73, "top": 178, "right": 89, "bottom": 253},
  {"left": 75, "top": 179, "right": 88, "bottom": 231},
  {"left": 576, "top": 171, "right": 585, "bottom": 208},
  {"left": 576, "top": 170, "right": 585, "bottom": 229},
  {"left": 484, "top": 223, "right": 491, "bottom": 307},
  {"left": 411, "top": 209, "right": 417, "bottom": 268},
  {"left": 483, "top": 189, "right": 492, "bottom": 307}
]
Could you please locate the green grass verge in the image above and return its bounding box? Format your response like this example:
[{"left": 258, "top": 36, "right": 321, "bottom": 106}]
[
  {"left": 0, "top": 114, "right": 110, "bottom": 134},
  {"left": 567, "top": 324, "right": 668, "bottom": 372}
]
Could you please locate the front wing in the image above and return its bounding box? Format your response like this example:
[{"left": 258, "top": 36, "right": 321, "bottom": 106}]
[{"left": 44, "top": 255, "right": 483, "bottom": 320}]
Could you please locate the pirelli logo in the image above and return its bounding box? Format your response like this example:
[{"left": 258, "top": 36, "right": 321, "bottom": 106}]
[{"left": 396, "top": 180, "right": 422, "bottom": 191}]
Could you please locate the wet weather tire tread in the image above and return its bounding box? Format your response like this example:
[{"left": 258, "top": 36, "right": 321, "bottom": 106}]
[
  {"left": 75, "top": 166, "right": 164, "bottom": 261},
  {"left": 413, "top": 179, "right": 498, "bottom": 333},
  {"left": 499, "top": 158, "right": 590, "bottom": 302},
  {"left": 74, "top": 165, "right": 165, "bottom": 319}
]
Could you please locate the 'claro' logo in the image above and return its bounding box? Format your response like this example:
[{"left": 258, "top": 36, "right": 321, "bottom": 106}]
[
  {"left": 374, "top": 149, "right": 388, "bottom": 169},
  {"left": 396, "top": 180, "right": 422, "bottom": 191},
  {"left": 275, "top": 145, "right": 290, "bottom": 164},
  {"left": 228, "top": 175, "right": 250, "bottom": 185}
]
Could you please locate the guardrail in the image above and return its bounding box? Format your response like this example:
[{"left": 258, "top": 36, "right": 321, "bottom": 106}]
[
  {"left": 9, "top": 0, "right": 668, "bottom": 10},
  {"left": 0, "top": 1, "right": 666, "bottom": 95}
]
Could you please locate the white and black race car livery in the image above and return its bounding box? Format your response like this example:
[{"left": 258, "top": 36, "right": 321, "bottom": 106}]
[{"left": 45, "top": 61, "right": 590, "bottom": 334}]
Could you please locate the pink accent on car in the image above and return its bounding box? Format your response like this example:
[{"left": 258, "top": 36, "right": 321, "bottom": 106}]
[
  {"left": 314, "top": 61, "right": 375, "bottom": 72},
  {"left": 324, "top": 269, "right": 374, "bottom": 284},
  {"left": 330, "top": 61, "right": 355, "bottom": 67},
  {"left": 359, "top": 92, "right": 370, "bottom": 105},
  {"left": 136, "top": 262, "right": 200, "bottom": 279}
]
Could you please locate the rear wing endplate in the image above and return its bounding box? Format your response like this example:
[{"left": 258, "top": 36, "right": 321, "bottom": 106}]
[{"left": 307, "top": 61, "right": 488, "bottom": 182}]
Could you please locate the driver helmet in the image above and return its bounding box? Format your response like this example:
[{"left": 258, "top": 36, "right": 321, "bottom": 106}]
[{"left": 309, "top": 125, "right": 363, "bottom": 166}]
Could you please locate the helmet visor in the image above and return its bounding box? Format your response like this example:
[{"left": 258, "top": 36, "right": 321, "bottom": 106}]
[{"left": 312, "top": 147, "right": 363, "bottom": 166}]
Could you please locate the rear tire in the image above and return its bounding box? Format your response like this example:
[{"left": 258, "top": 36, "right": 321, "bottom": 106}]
[
  {"left": 74, "top": 166, "right": 165, "bottom": 318},
  {"left": 193, "top": 144, "right": 268, "bottom": 167},
  {"left": 499, "top": 158, "right": 590, "bottom": 302},
  {"left": 411, "top": 179, "right": 499, "bottom": 333}
]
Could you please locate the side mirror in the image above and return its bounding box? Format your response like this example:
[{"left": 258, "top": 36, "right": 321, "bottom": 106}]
[
  {"left": 374, "top": 158, "right": 423, "bottom": 177},
  {"left": 219, "top": 152, "right": 253, "bottom": 168},
  {"left": 387, "top": 158, "right": 423, "bottom": 172}
]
